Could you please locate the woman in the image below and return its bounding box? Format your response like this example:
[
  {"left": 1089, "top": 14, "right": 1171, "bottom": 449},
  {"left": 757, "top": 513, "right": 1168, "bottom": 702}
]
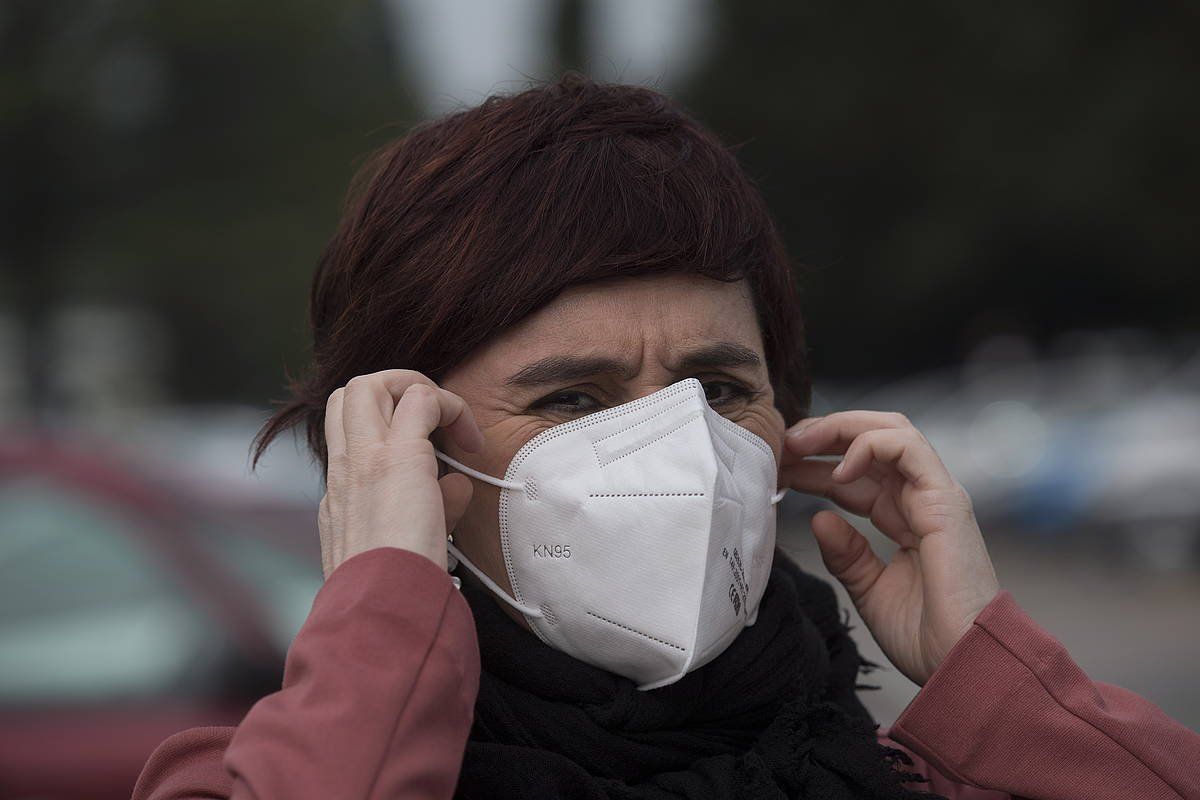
[{"left": 133, "top": 76, "right": 1199, "bottom": 800}]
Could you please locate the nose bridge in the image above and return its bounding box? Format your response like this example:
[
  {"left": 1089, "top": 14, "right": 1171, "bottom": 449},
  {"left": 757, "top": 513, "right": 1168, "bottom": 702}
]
[
  {"left": 622, "top": 375, "right": 685, "bottom": 404},
  {"left": 622, "top": 338, "right": 693, "bottom": 401}
]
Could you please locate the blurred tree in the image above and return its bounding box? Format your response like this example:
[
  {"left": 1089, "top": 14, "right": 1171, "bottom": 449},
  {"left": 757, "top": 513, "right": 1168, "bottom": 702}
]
[
  {"left": 683, "top": 1, "right": 1200, "bottom": 380},
  {"left": 0, "top": 0, "right": 417, "bottom": 410},
  {"left": 553, "top": 0, "right": 587, "bottom": 75},
  {"left": 6, "top": 1, "right": 1198, "bottom": 410}
]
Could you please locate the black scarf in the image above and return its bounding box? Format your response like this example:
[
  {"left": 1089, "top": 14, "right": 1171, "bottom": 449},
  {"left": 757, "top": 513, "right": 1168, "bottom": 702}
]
[{"left": 455, "top": 549, "right": 945, "bottom": 800}]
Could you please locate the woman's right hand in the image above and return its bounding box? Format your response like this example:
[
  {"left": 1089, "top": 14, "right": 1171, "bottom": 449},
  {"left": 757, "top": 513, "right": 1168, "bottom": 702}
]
[{"left": 318, "top": 369, "right": 485, "bottom": 579}]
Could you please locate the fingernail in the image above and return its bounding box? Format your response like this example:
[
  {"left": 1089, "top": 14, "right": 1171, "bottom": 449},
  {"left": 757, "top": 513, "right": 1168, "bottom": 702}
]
[{"left": 832, "top": 460, "right": 844, "bottom": 476}]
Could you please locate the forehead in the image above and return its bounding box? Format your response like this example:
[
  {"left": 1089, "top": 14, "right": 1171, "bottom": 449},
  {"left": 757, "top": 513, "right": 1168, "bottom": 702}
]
[{"left": 501, "top": 274, "right": 763, "bottom": 357}]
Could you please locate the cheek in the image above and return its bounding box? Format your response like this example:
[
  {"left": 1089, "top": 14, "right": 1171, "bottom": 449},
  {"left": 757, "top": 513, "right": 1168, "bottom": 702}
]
[
  {"left": 477, "top": 416, "right": 553, "bottom": 474},
  {"left": 457, "top": 416, "right": 553, "bottom": 524},
  {"left": 456, "top": 482, "right": 498, "bottom": 536},
  {"left": 736, "top": 404, "right": 786, "bottom": 467},
  {"left": 448, "top": 416, "right": 548, "bottom": 542}
]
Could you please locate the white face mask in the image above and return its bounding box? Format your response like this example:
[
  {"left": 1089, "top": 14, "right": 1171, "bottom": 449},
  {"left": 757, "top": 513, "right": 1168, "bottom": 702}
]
[{"left": 435, "top": 377, "right": 786, "bottom": 691}]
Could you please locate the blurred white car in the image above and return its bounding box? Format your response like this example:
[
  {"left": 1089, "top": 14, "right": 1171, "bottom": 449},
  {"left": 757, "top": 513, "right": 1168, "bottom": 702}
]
[{"left": 825, "top": 334, "right": 1200, "bottom": 569}]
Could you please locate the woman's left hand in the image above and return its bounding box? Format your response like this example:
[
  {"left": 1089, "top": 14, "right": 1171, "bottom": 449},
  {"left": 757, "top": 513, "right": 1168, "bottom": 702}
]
[{"left": 780, "top": 411, "right": 1001, "bottom": 686}]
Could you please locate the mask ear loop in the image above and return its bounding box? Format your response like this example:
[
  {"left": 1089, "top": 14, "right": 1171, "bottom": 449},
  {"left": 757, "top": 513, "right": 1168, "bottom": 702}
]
[
  {"left": 446, "top": 540, "right": 545, "bottom": 619},
  {"left": 434, "top": 450, "right": 525, "bottom": 490},
  {"left": 771, "top": 488, "right": 788, "bottom": 504},
  {"left": 434, "top": 450, "right": 544, "bottom": 619}
]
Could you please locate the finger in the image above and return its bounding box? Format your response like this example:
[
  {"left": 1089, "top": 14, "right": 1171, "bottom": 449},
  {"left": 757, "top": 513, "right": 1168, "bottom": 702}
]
[
  {"left": 810, "top": 510, "right": 886, "bottom": 607},
  {"left": 365, "top": 370, "right": 482, "bottom": 451},
  {"left": 318, "top": 495, "right": 334, "bottom": 580},
  {"left": 387, "top": 383, "right": 444, "bottom": 446},
  {"left": 428, "top": 388, "right": 485, "bottom": 453},
  {"left": 782, "top": 415, "right": 825, "bottom": 438},
  {"left": 439, "top": 473, "right": 473, "bottom": 533},
  {"left": 366, "top": 370, "right": 484, "bottom": 452},
  {"left": 835, "top": 427, "right": 953, "bottom": 489},
  {"left": 780, "top": 457, "right": 883, "bottom": 516},
  {"left": 387, "top": 382, "right": 486, "bottom": 454},
  {"left": 342, "top": 370, "right": 485, "bottom": 453},
  {"left": 388, "top": 382, "right": 484, "bottom": 451},
  {"left": 341, "top": 373, "right": 397, "bottom": 445},
  {"left": 785, "top": 410, "right": 912, "bottom": 457},
  {"left": 785, "top": 459, "right": 918, "bottom": 548},
  {"left": 325, "top": 388, "right": 347, "bottom": 462}
]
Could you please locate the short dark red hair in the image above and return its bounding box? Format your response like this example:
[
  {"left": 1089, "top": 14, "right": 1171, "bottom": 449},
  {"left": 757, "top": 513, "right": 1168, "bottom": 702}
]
[{"left": 253, "top": 74, "right": 810, "bottom": 473}]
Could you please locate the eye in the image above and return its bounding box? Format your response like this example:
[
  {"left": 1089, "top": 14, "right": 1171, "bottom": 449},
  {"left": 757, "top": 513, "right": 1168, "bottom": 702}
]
[
  {"left": 701, "top": 379, "right": 754, "bottom": 408},
  {"left": 530, "top": 389, "right": 603, "bottom": 415},
  {"left": 531, "top": 381, "right": 755, "bottom": 416}
]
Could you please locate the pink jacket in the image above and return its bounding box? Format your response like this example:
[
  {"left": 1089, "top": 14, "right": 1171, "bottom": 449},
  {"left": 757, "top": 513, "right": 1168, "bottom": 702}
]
[{"left": 132, "top": 547, "right": 1200, "bottom": 800}]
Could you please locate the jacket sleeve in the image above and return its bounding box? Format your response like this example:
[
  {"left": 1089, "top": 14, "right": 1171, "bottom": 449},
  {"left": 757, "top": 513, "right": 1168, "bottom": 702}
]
[
  {"left": 878, "top": 589, "right": 1200, "bottom": 800},
  {"left": 131, "top": 546, "right": 481, "bottom": 800}
]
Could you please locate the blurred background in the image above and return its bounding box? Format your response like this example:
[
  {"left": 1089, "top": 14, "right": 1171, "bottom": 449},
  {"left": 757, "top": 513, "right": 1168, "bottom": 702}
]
[{"left": 2, "top": 1, "right": 1198, "bottom": 797}]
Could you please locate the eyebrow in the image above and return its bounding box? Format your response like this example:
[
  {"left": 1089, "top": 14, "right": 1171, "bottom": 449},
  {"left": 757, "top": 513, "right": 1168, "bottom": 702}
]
[
  {"left": 673, "top": 342, "right": 762, "bottom": 373},
  {"left": 504, "top": 342, "right": 762, "bottom": 388}
]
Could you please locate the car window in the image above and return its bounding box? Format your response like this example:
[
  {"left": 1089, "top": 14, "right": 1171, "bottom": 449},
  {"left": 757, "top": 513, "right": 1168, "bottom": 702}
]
[
  {"left": 0, "top": 475, "right": 222, "bottom": 703},
  {"left": 186, "top": 518, "right": 322, "bottom": 653}
]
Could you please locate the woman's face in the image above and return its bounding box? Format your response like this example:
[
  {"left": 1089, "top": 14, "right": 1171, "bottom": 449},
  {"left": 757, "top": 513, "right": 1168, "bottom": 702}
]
[{"left": 438, "top": 273, "right": 786, "bottom": 619}]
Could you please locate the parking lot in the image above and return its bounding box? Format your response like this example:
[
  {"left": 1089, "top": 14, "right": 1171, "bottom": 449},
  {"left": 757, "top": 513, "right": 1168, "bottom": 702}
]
[{"left": 779, "top": 518, "right": 1200, "bottom": 731}]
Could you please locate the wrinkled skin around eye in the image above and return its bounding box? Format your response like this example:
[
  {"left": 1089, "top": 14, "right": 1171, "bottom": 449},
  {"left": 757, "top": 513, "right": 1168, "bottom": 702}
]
[{"left": 435, "top": 274, "right": 785, "bottom": 629}]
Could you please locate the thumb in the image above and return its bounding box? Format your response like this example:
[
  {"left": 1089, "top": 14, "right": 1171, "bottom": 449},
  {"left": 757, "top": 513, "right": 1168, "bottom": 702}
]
[
  {"left": 810, "top": 510, "right": 886, "bottom": 609},
  {"left": 439, "top": 473, "right": 474, "bottom": 534}
]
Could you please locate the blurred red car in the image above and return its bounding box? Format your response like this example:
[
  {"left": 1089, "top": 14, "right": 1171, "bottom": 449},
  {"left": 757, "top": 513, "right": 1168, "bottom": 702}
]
[{"left": 0, "top": 432, "right": 322, "bottom": 800}]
